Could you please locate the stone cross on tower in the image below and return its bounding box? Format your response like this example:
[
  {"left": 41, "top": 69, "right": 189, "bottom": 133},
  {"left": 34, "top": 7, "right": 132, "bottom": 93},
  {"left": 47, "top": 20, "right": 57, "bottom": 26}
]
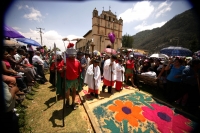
[
  {"left": 109, "top": 6, "right": 111, "bottom": 10},
  {"left": 102, "top": 7, "right": 104, "bottom": 11}
]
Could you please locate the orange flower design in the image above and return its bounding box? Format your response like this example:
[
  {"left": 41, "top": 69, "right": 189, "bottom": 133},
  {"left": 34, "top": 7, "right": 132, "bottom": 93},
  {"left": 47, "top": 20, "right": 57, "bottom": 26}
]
[{"left": 108, "top": 100, "right": 146, "bottom": 127}]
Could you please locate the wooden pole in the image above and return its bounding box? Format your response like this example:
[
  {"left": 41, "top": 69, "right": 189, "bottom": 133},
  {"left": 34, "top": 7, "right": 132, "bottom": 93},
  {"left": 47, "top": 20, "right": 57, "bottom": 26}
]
[
  {"left": 121, "top": 59, "right": 124, "bottom": 90},
  {"left": 110, "top": 43, "right": 113, "bottom": 88},
  {"left": 91, "top": 43, "right": 95, "bottom": 94},
  {"left": 62, "top": 52, "right": 67, "bottom": 127},
  {"left": 61, "top": 39, "right": 68, "bottom": 127},
  {"left": 54, "top": 43, "right": 57, "bottom": 102}
]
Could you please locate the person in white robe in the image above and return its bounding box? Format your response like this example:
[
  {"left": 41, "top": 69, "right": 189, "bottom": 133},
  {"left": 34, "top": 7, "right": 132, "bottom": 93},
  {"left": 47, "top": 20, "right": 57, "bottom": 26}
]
[
  {"left": 102, "top": 55, "right": 117, "bottom": 94},
  {"left": 115, "top": 58, "right": 125, "bottom": 91},
  {"left": 84, "top": 59, "right": 101, "bottom": 98}
]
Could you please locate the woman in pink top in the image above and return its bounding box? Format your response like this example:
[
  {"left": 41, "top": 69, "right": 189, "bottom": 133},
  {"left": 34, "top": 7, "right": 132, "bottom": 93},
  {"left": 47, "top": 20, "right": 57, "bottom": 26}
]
[{"left": 125, "top": 55, "right": 137, "bottom": 87}]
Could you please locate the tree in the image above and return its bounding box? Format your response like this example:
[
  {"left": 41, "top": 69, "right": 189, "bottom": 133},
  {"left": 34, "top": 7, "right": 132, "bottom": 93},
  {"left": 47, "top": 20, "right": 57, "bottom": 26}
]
[{"left": 122, "top": 33, "right": 134, "bottom": 48}]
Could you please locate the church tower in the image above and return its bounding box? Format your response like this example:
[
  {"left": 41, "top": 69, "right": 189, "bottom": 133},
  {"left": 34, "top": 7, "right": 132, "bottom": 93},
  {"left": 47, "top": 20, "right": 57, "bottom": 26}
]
[
  {"left": 92, "top": 7, "right": 123, "bottom": 52},
  {"left": 76, "top": 7, "right": 123, "bottom": 53}
]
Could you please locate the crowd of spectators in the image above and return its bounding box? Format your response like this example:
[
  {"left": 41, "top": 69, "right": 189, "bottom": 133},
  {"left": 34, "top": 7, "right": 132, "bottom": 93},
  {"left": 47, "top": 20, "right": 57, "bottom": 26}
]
[
  {"left": 2, "top": 44, "right": 50, "bottom": 132},
  {"left": 124, "top": 54, "right": 200, "bottom": 116}
]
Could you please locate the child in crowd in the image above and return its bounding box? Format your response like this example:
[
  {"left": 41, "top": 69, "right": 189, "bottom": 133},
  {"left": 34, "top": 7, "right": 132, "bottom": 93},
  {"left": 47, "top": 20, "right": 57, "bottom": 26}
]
[
  {"left": 84, "top": 59, "right": 101, "bottom": 98},
  {"left": 115, "top": 58, "right": 125, "bottom": 91}
]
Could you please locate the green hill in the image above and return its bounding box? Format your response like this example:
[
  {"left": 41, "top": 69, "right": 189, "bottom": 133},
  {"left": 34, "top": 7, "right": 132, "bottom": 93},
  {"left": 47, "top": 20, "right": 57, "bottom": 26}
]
[{"left": 132, "top": 7, "right": 200, "bottom": 54}]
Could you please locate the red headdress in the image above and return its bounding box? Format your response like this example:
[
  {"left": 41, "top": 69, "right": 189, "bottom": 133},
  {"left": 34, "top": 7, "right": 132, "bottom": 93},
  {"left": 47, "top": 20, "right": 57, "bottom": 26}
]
[{"left": 67, "top": 43, "right": 74, "bottom": 48}]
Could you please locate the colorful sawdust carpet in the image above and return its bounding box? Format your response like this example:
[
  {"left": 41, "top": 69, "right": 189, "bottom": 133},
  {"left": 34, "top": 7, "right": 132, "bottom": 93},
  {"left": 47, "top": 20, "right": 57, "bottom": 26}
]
[{"left": 93, "top": 91, "right": 198, "bottom": 133}]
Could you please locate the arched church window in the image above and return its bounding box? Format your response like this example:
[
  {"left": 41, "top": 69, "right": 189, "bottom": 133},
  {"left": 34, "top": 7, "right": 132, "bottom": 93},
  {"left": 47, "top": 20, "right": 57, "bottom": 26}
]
[{"left": 104, "top": 15, "right": 106, "bottom": 20}]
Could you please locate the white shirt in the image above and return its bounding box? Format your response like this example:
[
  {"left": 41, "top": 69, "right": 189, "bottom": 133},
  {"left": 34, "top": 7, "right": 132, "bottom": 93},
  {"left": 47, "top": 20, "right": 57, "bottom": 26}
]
[
  {"left": 3, "top": 82, "right": 15, "bottom": 112},
  {"left": 103, "top": 59, "right": 116, "bottom": 81},
  {"left": 32, "top": 55, "right": 44, "bottom": 65},
  {"left": 84, "top": 64, "right": 101, "bottom": 90},
  {"left": 116, "top": 63, "right": 125, "bottom": 82},
  {"left": 14, "top": 54, "right": 21, "bottom": 62},
  {"left": 23, "top": 58, "right": 30, "bottom": 65}
]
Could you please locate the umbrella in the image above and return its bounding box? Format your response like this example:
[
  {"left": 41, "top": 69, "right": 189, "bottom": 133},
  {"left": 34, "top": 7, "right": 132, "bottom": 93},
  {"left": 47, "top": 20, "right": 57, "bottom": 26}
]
[
  {"left": 4, "top": 25, "right": 25, "bottom": 38},
  {"left": 62, "top": 37, "right": 69, "bottom": 41},
  {"left": 160, "top": 46, "right": 192, "bottom": 56},
  {"left": 71, "top": 37, "right": 85, "bottom": 41},
  {"left": 149, "top": 53, "right": 169, "bottom": 59},
  {"left": 3, "top": 40, "right": 24, "bottom": 46},
  {"left": 93, "top": 50, "right": 101, "bottom": 56},
  {"left": 16, "top": 38, "right": 41, "bottom": 47},
  {"left": 129, "top": 51, "right": 145, "bottom": 58},
  {"left": 103, "top": 48, "right": 116, "bottom": 55},
  {"left": 71, "top": 37, "right": 85, "bottom": 49}
]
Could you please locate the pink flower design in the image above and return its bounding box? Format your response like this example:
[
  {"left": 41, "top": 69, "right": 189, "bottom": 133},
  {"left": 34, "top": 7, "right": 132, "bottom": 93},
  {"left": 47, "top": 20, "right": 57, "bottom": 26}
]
[{"left": 142, "top": 104, "right": 193, "bottom": 133}]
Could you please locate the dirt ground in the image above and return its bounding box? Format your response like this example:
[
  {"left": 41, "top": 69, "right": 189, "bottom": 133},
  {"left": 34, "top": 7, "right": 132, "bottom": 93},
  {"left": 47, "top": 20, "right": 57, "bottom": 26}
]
[{"left": 21, "top": 74, "right": 94, "bottom": 133}]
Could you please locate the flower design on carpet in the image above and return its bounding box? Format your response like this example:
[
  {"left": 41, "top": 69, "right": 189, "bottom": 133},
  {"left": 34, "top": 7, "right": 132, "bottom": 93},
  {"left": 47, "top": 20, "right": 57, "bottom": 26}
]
[
  {"left": 142, "top": 103, "right": 193, "bottom": 133},
  {"left": 108, "top": 100, "right": 146, "bottom": 127}
]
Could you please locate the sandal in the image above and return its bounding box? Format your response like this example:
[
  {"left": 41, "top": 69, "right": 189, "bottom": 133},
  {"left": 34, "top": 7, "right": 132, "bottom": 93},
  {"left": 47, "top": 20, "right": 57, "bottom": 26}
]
[
  {"left": 132, "top": 84, "right": 137, "bottom": 88},
  {"left": 95, "top": 94, "right": 99, "bottom": 99},
  {"left": 72, "top": 103, "right": 78, "bottom": 110}
]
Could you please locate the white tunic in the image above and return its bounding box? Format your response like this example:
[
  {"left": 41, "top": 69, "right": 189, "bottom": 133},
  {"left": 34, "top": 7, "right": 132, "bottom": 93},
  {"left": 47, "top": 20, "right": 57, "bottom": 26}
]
[
  {"left": 116, "top": 63, "right": 125, "bottom": 82},
  {"left": 84, "top": 64, "right": 101, "bottom": 90},
  {"left": 103, "top": 59, "right": 116, "bottom": 81}
]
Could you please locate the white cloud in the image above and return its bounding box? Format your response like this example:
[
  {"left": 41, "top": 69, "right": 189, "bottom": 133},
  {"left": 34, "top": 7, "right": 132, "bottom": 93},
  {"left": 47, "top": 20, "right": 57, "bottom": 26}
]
[
  {"left": 118, "top": 1, "right": 154, "bottom": 23},
  {"left": 134, "top": 21, "right": 167, "bottom": 32},
  {"left": 12, "top": 27, "right": 21, "bottom": 30},
  {"left": 19, "top": 29, "right": 80, "bottom": 52},
  {"left": 23, "top": 5, "right": 42, "bottom": 22},
  {"left": 155, "top": 1, "right": 172, "bottom": 18},
  {"left": 17, "top": 5, "right": 23, "bottom": 10}
]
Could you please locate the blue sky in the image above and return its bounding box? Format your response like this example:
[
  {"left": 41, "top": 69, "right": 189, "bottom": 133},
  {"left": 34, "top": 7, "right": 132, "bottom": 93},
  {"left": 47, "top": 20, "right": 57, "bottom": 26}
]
[{"left": 4, "top": 0, "right": 193, "bottom": 51}]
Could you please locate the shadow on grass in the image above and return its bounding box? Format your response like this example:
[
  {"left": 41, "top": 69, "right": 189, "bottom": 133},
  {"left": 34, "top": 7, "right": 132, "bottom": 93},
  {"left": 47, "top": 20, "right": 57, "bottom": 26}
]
[
  {"left": 43, "top": 96, "right": 57, "bottom": 111},
  {"left": 49, "top": 106, "right": 73, "bottom": 127}
]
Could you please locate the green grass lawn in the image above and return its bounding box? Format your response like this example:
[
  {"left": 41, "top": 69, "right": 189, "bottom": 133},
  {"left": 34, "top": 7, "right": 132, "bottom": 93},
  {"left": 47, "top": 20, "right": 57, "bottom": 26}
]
[{"left": 16, "top": 74, "right": 93, "bottom": 133}]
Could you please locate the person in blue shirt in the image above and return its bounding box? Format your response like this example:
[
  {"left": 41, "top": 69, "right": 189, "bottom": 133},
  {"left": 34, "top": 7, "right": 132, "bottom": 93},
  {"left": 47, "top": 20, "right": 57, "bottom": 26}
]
[{"left": 164, "top": 57, "right": 185, "bottom": 103}]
